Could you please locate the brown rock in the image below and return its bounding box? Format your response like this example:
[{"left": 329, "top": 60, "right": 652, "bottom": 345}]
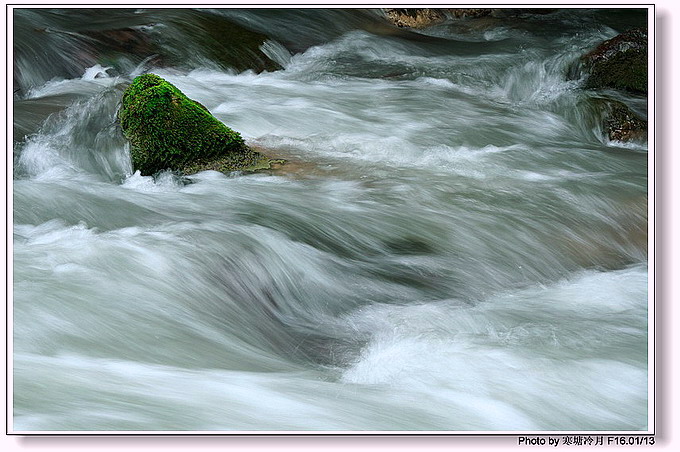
[
  {"left": 384, "top": 9, "right": 447, "bottom": 29},
  {"left": 603, "top": 101, "right": 647, "bottom": 142},
  {"left": 384, "top": 8, "right": 496, "bottom": 29},
  {"left": 445, "top": 9, "right": 495, "bottom": 19},
  {"left": 591, "top": 98, "right": 647, "bottom": 143}
]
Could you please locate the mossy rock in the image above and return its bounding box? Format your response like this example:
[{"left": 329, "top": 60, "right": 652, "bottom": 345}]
[
  {"left": 118, "top": 73, "right": 277, "bottom": 176},
  {"left": 580, "top": 27, "right": 648, "bottom": 94}
]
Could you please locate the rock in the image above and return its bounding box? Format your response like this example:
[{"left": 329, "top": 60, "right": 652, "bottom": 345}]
[
  {"left": 79, "top": 27, "right": 166, "bottom": 68},
  {"left": 13, "top": 9, "right": 283, "bottom": 95},
  {"left": 579, "top": 27, "right": 648, "bottom": 94},
  {"left": 162, "top": 10, "right": 282, "bottom": 73},
  {"left": 445, "top": 9, "right": 496, "bottom": 19},
  {"left": 601, "top": 100, "right": 647, "bottom": 142},
  {"left": 384, "top": 8, "right": 496, "bottom": 29},
  {"left": 510, "top": 9, "right": 557, "bottom": 15},
  {"left": 384, "top": 8, "right": 548, "bottom": 29},
  {"left": 587, "top": 98, "right": 647, "bottom": 143},
  {"left": 384, "top": 9, "right": 447, "bottom": 29},
  {"left": 118, "top": 73, "right": 278, "bottom": 176},
  {"left": 81, "top": 12, "right": 282, "bottom": 75}
]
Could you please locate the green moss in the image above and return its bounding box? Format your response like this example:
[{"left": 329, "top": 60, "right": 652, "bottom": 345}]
[{"left": 118, "top": 73, "right": 277, "bottom": 176}]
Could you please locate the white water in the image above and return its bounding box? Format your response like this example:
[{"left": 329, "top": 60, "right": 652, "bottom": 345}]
[{"left": 12, "top": 8, "right": 648, "bottom": 432}]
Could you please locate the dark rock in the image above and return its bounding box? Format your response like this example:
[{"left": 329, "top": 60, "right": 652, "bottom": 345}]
[
  {"left": 160, "top": 10, "right": 282, "bottom": 73},
  {"left": 13, "top": 9, "right": 283, "bottom": 95},
  {"left": 80, "top": 12, "right": 282, "bottom": 74},
  {"left": 515, "top": 9, "right": 558, "bottom": 15},
  {"left": 79, "top": 27, "right": 166, "bottom": 68},
  {"left": 580, "top": 27, "right": 648, "bottom": 94},
  {"left": 118, "top": 73, "right": 279, "bottom": 176}
]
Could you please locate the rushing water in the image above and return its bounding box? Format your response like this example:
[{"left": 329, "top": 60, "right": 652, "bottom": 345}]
[{"left": 11, "top": 8, "right": 650, "bottom": 432}]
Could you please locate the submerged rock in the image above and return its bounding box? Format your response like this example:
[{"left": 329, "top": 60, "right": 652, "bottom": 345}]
[
  {"left": 80, "top": 13, "right": 283, "bottom": 75},
  {"left": 79, "top": 27, "right": 166, "bottom": 68},
  {"left": 13, "top": 9, "right": 282, "bottom": 96},
  {"left": 165, "top": 10, "right": 282, "bottom": 74},
  {"left": 118, "top": 73, "right": 278, "bottom": 176},
  {"left": 578, "top": 27, "right": 648, "bottom": 94}
]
